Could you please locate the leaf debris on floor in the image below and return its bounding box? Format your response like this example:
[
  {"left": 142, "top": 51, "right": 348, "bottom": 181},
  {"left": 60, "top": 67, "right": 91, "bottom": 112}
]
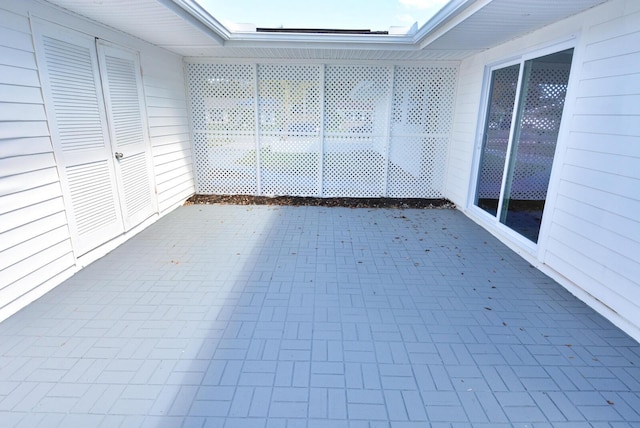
[{"left": 185, "top": 194, "right": 456, "bottom": 209}]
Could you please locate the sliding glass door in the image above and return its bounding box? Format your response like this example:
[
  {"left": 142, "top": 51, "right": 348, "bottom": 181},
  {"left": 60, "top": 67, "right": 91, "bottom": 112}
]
[{"left": 475, "top": 48, "right": 574, "bottom": 243}]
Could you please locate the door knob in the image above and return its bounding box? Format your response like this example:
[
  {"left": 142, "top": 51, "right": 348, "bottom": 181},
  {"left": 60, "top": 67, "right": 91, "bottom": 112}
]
[{"left": 114, "top": 152, "right": 123, "bottom": 160}]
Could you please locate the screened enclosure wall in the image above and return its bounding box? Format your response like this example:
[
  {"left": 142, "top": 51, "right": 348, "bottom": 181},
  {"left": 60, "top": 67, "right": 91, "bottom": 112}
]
[{"left": 187, "top": 62, "right": 457, "bottom": 198}]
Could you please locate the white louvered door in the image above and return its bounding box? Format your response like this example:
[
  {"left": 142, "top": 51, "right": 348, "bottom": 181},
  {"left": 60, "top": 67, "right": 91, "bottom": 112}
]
[
  {"left": 97, "top": 42, "right": 156, "bottom": 230},
  {"left": 33, "top": 22, "right": 157, "bottom": 257},
  {"left": 33, "top": 21, "right": 125, "bottom": 256}
]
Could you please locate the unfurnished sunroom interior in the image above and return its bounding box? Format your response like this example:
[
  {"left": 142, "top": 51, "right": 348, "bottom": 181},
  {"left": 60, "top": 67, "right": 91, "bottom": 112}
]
[{"left": 1, "top": 0, "right": 639, "bottom": 345}]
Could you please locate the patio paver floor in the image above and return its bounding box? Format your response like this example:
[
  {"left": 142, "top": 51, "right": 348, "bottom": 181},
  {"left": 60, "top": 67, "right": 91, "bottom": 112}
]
[{"left": 1, "top": 205, "right": 639, "bottom": 427}]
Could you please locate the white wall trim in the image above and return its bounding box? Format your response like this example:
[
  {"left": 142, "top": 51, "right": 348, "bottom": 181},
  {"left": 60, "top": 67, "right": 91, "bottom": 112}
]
[{"left": 184, "top": 57, "right": 461, "bottom": 68}]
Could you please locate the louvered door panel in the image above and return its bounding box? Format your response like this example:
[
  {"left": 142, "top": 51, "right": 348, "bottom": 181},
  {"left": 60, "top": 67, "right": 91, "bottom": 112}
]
[
  {"left": 33, "top": 21, "right": 124, "bottom": 256},
  {"left": 66, "top": 161, "right": 119, "bottom": 235},
  {"left": 98, "top": 42, "right": 157, "bottom": 230},
  {"left": 119, "top": 153, "right": 152, "bottom": 218},
  {"left": 43, "top": 37, "right": 106, "bottom": 152},
  {"left": 102, "top": 55, "right": 143, "bottom": 147}
]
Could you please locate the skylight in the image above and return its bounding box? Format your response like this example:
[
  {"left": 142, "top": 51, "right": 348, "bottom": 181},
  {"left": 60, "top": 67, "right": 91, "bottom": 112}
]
[{"left": 195, "top": 0, "right": 451, "bottom": 34}]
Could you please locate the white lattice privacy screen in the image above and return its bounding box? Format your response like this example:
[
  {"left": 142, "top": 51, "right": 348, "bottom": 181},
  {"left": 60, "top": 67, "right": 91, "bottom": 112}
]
[{"left": 188, "top": 62, "right": 458, "bottom": 198}]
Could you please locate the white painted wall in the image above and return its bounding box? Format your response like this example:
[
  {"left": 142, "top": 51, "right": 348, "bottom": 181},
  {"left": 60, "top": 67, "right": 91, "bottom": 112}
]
[
  {"left": 447, "top": 0, "right": 640, "bottom": 341},
  {"left": 0, "top": 1, "right": 194, "bottom": 321},
  {"left": 144, "top": 53, "right": 195, "bottom": 213}
]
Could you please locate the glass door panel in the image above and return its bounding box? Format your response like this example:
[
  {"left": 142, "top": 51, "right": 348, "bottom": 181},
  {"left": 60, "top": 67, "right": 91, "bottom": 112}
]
[
  {"left": 500, "top": 49, "right": 574, "bottom": 242},
  {"left": 474, "top": 48, "right": 574, "bottom": 244},
  {"left": 475, "top": 64, "right": 520, "bottom": 215}
]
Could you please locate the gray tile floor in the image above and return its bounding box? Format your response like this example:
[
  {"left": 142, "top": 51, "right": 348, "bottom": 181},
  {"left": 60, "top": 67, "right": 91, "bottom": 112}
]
[{"left": 1, "top": 205, "right": 639, "bottom": 428}]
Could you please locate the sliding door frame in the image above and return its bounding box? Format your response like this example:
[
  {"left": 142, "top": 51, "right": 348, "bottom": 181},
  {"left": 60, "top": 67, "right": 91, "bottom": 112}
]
[{"left": 468, "top": 38, "right": 579, "bottom": 257}]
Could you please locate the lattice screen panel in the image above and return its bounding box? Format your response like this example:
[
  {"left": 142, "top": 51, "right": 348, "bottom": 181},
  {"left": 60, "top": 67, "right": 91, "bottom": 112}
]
[
  {"left": 388, "top": 66, "right": 457, "bottom": 197},
  {"left": 188, "top": 63, "right": 257, "bottom": 195},
  {"left": 322, "top": 137, "right": 387, "bottom": 197},
  {"left": 387, "top": 137, "right": 448, "bottom": 198},
  {"left": 187, "top": 62, "right": 458, "bottom": 198},
  {"left": 323, "top": 65, "right": 391, "bottom": 197},
  {"left": 258, "top": 64, "right": 322, "bottom": 196}
]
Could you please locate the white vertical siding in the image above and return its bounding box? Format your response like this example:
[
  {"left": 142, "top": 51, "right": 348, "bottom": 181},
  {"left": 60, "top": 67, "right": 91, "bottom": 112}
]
[
  {"left": 447, "top": 0, "right": 640, "bottom": 340},
  {"left": 0, "top": 6, "right": 75, "bottom": 320},
  {"left": 0, "top": 1, "right": 194, "bottom": 322},
  {"left": 143, "top": 52, "right": 194, "bottom": 213}
]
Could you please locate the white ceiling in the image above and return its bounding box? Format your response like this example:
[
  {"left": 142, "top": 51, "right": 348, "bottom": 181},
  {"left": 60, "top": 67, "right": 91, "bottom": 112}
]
[
  {"left": 425, "top": 0, "right": 610, "bottom": 51},
  {"left": 43, "top": 0, "right": 609, "bottom": 60}
]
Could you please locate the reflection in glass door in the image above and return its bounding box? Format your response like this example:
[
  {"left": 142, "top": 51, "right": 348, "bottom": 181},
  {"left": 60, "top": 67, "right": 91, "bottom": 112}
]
[
  {"left": 475, "top": 64, "right": 520, "bottom": 216},
  {"left": 475, "top": 48, "right": 574, "bottom": 243}
]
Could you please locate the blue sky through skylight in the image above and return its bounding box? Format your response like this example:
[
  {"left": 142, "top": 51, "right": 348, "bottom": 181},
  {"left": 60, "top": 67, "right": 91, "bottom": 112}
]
[{"left": 197, "top": 0, "right": 450, "bottom": 32}]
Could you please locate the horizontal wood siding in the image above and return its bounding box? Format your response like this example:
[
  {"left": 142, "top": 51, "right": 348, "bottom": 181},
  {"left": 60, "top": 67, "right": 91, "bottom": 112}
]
[
  {"left": 447, "top": 0, "right": 640, "bottom": 339},
  {"left": 0, "top": 1, "right": 194, "bottom": 322},
  {"left": 0, "top": 6, "right": 75, "bottom": 320},
  {"left": 544, "top": 0, "right": 640, "bottom": 333},
  {"left": 143, "top": 57, "right": 195, "bottom": 212},
  {"left": 444, "top": 66, "right": 480, "bottom": 205}
]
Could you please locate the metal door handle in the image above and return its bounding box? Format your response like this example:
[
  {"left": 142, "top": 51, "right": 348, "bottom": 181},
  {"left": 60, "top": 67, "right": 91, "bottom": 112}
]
[{"left": 114, "top": 152, "right": 123, "bottom": 160}]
